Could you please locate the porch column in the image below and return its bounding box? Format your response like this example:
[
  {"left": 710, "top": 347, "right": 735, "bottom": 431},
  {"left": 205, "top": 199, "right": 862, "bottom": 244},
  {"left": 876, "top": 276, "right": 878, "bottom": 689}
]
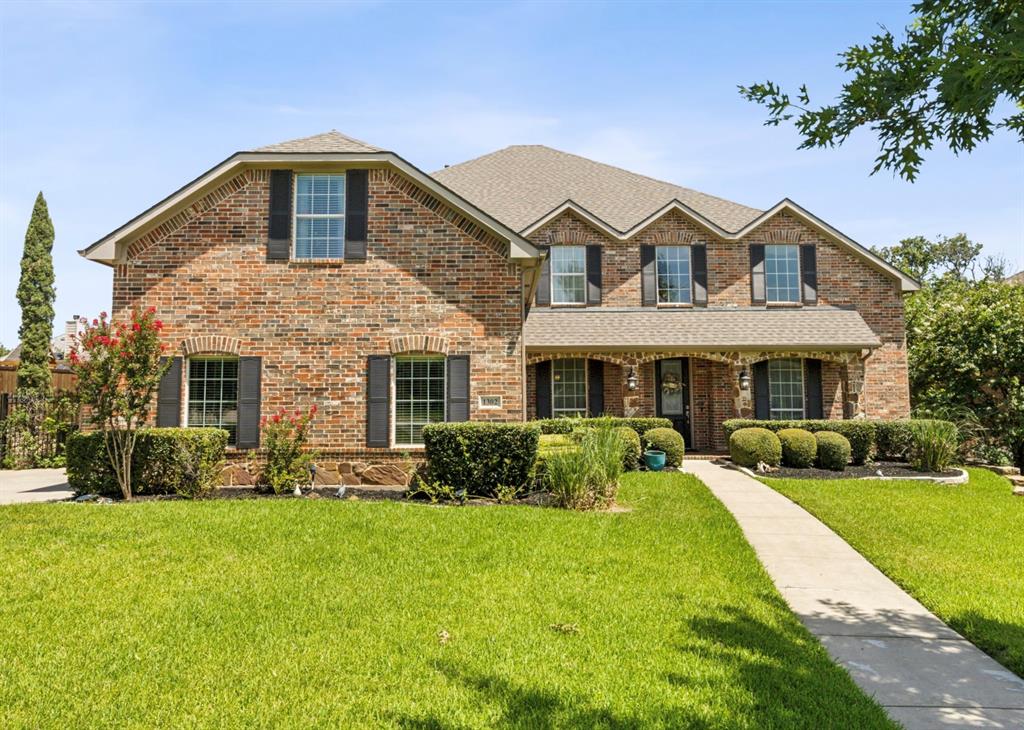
[
  {"left": 843, "top": 357, "right": 866, "bottom": 418},
  {"left": 622, "top": 359, "right": 642, "bottom": 417},
  {"left": 730, "top": 359, "right": 753, "bottom": 418}
]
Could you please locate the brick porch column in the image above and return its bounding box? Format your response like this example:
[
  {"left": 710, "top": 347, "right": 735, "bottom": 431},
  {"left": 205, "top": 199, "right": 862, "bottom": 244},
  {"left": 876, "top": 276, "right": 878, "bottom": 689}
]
[
  {"left": 843, "top": 358, "right": 866, "bottom": 418},
  {"left": 622, "top": 359, "right": 642, "bottom": 417},
  {"left": 730, "top": 360, "right": 753, "bottom": 418}
]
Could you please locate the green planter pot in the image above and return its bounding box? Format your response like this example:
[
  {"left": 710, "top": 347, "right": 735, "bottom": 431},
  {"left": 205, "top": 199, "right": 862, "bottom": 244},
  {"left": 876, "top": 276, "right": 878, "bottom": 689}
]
[{"left": 644, "top": 450, "right": 666, "bottom": 471}]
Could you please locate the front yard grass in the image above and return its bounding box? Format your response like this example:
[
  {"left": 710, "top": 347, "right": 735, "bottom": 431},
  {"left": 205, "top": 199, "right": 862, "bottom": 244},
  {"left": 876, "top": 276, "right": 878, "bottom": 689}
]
[
  {"left": 0, "top": 472, "right": 892, "bottom": 728},
  {"left": 766, "top": 468, "right": 1024, "bottom": 678}
]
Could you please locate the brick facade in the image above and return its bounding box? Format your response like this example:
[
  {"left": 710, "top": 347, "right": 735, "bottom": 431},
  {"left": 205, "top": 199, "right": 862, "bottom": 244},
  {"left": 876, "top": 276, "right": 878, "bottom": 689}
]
[{"left": 113, "top": 167, "right": 526, "bottom": 457}]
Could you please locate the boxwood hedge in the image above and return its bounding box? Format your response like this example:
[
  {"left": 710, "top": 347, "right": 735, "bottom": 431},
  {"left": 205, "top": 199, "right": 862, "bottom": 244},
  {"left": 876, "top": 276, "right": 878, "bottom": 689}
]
[
  {"left": 422, "top": 422, "right": 540, "bottom": 497},
  {"left": 532, "top": 417, "right": 672, "bottom": 437},
  {"left": 724, "top": 419, "right": 875, "bottom": 465}
]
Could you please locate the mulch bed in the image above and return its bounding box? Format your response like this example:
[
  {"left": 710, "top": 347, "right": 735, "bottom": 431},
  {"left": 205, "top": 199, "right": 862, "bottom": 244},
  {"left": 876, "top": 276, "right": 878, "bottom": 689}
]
[{"left": 753, "top": 460, "right": 963, "bottom": 480}]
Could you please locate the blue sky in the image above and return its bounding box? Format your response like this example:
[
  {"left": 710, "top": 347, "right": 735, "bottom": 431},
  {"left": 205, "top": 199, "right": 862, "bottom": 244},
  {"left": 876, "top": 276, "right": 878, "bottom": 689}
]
[{"left": 2, "top": 0, "right": 1022, "bottom": 347}]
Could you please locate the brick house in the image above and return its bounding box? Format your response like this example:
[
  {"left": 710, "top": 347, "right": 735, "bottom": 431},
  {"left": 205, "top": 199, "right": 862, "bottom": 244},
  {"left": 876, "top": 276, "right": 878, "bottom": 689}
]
[{"left": 80, "top": 131, "right": 916, "bottom": 465}]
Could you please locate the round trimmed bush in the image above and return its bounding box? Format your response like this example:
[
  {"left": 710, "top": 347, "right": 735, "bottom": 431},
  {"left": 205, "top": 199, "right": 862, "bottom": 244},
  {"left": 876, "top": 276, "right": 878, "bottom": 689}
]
[
  {"left": 643, "top": 427, "right": 685, "bottom": 467},
  {"left": 729, "top": 427, "right": 782, "bottom": 468},
  {"left": 815, "top": 431, "right": 851, "bottom": 471},
  {"left": 778, "top": 428, "right": 817, "bottom": 468},
  {"left": 615, "top": 426, "right": 642, "bottom": 470}
]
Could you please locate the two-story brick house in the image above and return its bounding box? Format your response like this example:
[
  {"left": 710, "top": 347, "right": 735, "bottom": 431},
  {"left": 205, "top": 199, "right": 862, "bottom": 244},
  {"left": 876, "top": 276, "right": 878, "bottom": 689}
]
[{"left": 80, "top": 131, "right": 916, "bottom": 466}]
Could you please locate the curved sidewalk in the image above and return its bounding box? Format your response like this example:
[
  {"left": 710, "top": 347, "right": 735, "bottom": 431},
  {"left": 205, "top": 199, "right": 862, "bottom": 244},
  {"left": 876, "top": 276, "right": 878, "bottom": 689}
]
[{"left": 683, "top": 460, "right": 1024, "bottom": 730}]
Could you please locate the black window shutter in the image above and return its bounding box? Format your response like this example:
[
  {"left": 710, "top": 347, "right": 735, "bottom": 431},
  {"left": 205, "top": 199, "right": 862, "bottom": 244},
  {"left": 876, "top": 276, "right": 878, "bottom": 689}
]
[
  {"left": 587, "top": 359, "right": 604, "bottom": 416},
  {"left": 750, "top": 244, "right": 766, "bottom": 305},
  {"left": 345, "top": 169, "right": 369, "bottom": 260},
  {"left": 801, "top": 244, "right": 818, "bottom": 305},
  {"left": 236, "top": 356, "right": 262, "bottom": 448},
  {"left": 692, "top": 244, "right": 708, "bottom": 307},
  {"left": 535, "top": 246, "right": 551, "bottom": 306},
  {"left": 804, "top": 359, "right": 824, "bottom": 419},
  {"left": 366, "top": 355, "right": 391, "bottom": 447},
  {"left": 641, "top": 245, "right": 657, "bottom": 306},
  {"left": 586, "top": 245, "right": 602, "bottom": 306},
  {"left": 156, "top": 357, "right": 182, "bottom": 427},
  {"left": 535, "top": 360, "right": 552, "bottom": 418},
  {"left": 447, "top": 355, "right": 470, "bottom": 422},
  {"left": 268, "top": 170, "right": 292, "bottom": 260},
  {"left": 753, "top": 360, "right": 770, "bottom": 420}
]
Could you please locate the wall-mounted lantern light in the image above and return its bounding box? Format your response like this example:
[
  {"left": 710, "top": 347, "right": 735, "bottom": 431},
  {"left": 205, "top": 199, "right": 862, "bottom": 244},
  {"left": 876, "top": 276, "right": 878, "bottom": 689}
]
[
  {"left": 739, "top": 368, "right": 750, "bottom": 391},
  {"left": 626, "top": 367, "right": 639, "bottom": 391}
]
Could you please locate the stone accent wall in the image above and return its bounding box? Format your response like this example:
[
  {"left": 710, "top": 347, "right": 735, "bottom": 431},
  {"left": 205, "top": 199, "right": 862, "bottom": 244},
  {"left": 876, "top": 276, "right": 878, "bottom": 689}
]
[
  {"left": 527, "top": 208, "right": 911, "bottom": 418},
  {"left": 113, "top": 166, "right": 525, "bottom": 456}
]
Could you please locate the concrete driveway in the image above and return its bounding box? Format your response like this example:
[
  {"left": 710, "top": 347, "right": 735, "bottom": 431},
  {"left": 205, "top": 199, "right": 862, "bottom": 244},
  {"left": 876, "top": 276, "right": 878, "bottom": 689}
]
[{"left": 0, "top": 468, "right": 74, "bottom": 504}]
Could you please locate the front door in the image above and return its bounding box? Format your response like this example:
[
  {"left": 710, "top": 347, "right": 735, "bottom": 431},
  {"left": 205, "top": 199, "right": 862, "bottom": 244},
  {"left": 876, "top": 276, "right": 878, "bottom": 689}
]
[{"left": 655, "top": 358, "right": 691, "bottom": 448}]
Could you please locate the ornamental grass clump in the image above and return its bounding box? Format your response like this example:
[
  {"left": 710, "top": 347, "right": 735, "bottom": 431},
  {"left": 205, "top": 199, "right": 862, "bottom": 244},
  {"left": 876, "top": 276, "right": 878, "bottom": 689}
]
[
  {"left": 907, "top": 418, "right": 959, "bottom": 472},
  {"left": 729, "top": 427, "right": 782, "bottom": 468},
  {"left": 545, "top": 419, "right": 626, "bottom": 510},
  {"left": 815, "top": 431, "right": 851, "bottom": 471},
  {"left": 778, "top": 428, "right": 817, "bottom": 468},
  {"left": 258, "top": 405, "right": 317, "bottom": 494}
]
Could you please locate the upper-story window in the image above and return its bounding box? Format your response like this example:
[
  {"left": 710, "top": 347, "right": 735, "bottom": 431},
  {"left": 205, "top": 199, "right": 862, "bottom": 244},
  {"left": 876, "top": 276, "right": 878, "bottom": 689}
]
[
  {"left": 550, "top": 246, "right": 586, "bottom": 304},
  {"left": 765, "top": 244, "right": 801, "bottom": 303},
  {"left": 768, "top": 358, "right": 804, "bottom": 420},
  {"left": 294, "top": 173, "right": 345, "bottom": 259},
  {"left": 656, "top": 246, "right": 692, "bottom": 304}
]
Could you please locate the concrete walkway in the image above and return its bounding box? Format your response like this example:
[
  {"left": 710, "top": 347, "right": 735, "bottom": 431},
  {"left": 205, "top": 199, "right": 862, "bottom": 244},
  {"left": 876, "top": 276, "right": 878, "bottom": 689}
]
[
  {"left": 683, "top": 460, "right": 1024, "bottom": 730},
  {"left": 0, "top": 468, "right": 73, "bottom": 504}
]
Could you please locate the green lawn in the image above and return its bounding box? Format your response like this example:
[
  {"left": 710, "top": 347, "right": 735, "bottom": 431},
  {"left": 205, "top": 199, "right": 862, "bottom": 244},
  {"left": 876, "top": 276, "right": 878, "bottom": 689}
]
[
  {"left": 766, "top": 468, "right": 1024, "bottom": 678},
  {"left": 0, "top": 472, "right": 892, "bottom": 729}
]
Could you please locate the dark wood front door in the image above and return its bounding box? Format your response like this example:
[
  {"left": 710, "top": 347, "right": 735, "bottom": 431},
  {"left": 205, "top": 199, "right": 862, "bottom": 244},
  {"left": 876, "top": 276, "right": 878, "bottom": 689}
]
[{"left": 655, "top": 358, "right": 692, "bottom": 448}]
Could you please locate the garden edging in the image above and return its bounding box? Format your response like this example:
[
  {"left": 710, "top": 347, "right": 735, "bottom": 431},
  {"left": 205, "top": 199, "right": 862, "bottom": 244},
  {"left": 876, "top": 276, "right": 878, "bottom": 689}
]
[{"left": 719, "top": 459, "right": 969, "bottom": 485}]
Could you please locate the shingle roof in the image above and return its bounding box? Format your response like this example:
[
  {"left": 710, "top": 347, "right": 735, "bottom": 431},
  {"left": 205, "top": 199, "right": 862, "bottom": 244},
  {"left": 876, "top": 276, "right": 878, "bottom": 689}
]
[
  {"left": 254, "top": 130, "right": 382, "bottom": 153},
  {"left": 432, "top": 145, "right": 762, "bottom": 234},
  {"left": 524, "top": 307, "right": 881, "bottom": 350},
  {"left": 1007, "top": 270, "right": 1024, "bottom": 285}
]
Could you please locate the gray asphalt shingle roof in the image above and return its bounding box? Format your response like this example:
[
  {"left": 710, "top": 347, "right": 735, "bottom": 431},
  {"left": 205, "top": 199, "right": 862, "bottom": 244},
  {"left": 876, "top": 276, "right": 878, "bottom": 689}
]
[
  {"left": 523, "top": 307, "right": 881, "bottom": 350},
  {"left": 432, "top": 145, "right": 763, "bottom": 234}
]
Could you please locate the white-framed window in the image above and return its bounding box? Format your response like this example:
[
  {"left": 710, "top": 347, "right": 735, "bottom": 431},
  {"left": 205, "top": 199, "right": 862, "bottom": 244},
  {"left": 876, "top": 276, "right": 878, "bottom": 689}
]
[
  {"left": 186, "top": 356, "right": 239, "bottom": 445},
  {"left": 394, "top": 355, "right": 446, "bottom": 446},
  {"left": 552, "top": 358, "right": 587, "bottom": 417},
  {"left": 294, "top": 173, "right": 345, "bottom": 259},
  {"left": 550, "top": 246, "right": 586, "bottom": 304},
  {"left": 656, "top": 245, "right": 692, "bottom": 304},
  {"left": 765, "top": 244, "right": 801, "bottom": 303},
  {"left": 768, "top": 359, "right": 804, "bottom": 420}
]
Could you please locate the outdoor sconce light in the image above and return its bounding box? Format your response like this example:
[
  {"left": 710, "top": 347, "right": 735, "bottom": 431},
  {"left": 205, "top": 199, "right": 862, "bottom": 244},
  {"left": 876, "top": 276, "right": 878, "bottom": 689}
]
[
  {"left": 626, "top": 367, "right": 639, "bottom": 391},
  {"left": 739, "top": 368, "right": 751, "bottom": 391}
]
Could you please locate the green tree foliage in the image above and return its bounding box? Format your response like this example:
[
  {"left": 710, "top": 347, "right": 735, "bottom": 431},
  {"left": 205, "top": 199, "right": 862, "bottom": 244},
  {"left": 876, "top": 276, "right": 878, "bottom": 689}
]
[
  {"left": 16, "top": 192, "right": 56, "bottom": 393},
  {"left": 740, "top": 1, "right": 1024, "bottom": 180},
  {"left": 872, "top": 233, "right": 1000, "bottom": 283},
  {"left": 906, "top": 280, "right": 1024, "bottom": 467}
]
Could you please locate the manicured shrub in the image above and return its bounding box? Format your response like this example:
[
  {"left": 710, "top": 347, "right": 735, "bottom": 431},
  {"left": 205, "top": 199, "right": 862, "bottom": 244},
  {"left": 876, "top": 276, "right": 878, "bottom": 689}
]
[
  {"left": 815, "top": 431, "right": 851, "bottom": 471},
  {"left": 257, "top": 406, "right": 317, "bottom": 494},
  {"left": 723, "top": 419, "right": 875, "bottom": 465},
  {"left": 544, "top": 420, "right": 625, "bottom": 509},
  {"left": 422, "top": 422, "right": 540, "bottom": 497},
  {"left": 66, "top": 428, "right": 229, "bottom": 498},
  {"left": 778, "top": 428, "right": 817, "bottom": 468},
  {"left": 643, "top": 427, "right": 685, "bottom": 467},
  {"left": 729, "top": 427, "right": 782, "bottom": 468},
  {"left": 532, "top": 417, "right": 672, "bottom": 437},
  {"left": 908, "top": 419, "right": 959, "bottom": 472},
  {"left": 874, "top": 419, "right": 914, "bottom": 461},
  {"left": 615, "top": 426, "right": 642, "bottom": 470}
]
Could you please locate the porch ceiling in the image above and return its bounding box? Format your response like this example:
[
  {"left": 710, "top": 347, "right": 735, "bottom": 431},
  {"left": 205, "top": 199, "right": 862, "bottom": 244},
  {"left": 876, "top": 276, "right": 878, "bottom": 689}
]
[{"left": 524, "top": 307, "right": 882, "bottom": 351}]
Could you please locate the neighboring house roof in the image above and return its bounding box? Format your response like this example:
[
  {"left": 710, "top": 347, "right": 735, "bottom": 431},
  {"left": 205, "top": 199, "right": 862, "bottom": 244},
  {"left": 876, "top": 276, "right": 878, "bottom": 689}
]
[
  {"left": 79, "top": 131, "right": 540, "bottom": 266},
  {"left": 523, "top": 307, "right": 882, "bottom": 351},
  {"left": 1007, "top": 270, "right": 1024, "bottom": 285},
  {"left": 433, "top": 145, "right": 919, "bottom": 292},
  {"left": 432, "top": 145, "right": 762, "bottom": 233}
]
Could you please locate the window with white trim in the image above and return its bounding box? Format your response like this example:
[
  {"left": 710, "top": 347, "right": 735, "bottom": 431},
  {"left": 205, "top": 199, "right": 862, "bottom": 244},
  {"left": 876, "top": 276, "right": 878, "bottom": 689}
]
[
  {"left": 394, "top": 355, "right": 446, "bottom": 446},
  {"left": 550, "top": 246, "right": 586, "bottom": 304},
  {"left": 186, "top": 357, "right": 239, "bottom": 445},
  {"left": 656, "top": 245, "right": 692, "bottom": 304},
  {"left": 552, "top": 358, "right": 587, "bottom": 417},
  {"left": 294, "top": 173, "right": 345, "bottom": 259},
  {"left": 765, "top": 244, "right": 801, "bottom": 303},
  {"left": 768, "top": 359, "right": 804, "bottom": 420}
]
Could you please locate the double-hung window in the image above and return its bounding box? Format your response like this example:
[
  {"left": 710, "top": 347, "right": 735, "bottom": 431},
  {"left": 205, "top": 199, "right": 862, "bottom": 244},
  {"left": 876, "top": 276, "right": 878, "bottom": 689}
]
[
  {"left": 765, "top": 244, "right": 801, "bottom": 303},
  {"left": 552, "top": 358, "right": 587, "bottom": 417},
  {"left": 294, "top": 173, "right": 345, "bottom": 259},
  {"left": 768, "top": 359, "right": 804, "bottom": 420},
  {"left": 394, "top": 356, "right": 446, "bottom": 446},
  {"left": 550, "top": 246, "right": 586, "bottom": 305},
  {"left": 656, "top": 246, "right": 692, "bottom": 304},
  {"left": 186, "top": 357, "right": 239, "bottom": 445}
]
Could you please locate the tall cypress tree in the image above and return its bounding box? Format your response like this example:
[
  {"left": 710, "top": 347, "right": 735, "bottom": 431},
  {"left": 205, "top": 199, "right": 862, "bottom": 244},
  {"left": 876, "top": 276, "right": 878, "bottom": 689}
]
[{"left": 16, "top": 192, "right": 56, "bottom": 394}]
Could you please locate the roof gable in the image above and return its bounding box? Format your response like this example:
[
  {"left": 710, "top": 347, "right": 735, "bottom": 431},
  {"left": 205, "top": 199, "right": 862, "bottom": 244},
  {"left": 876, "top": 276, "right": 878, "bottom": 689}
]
[{"left": 254, "top": 130, "right": 381, "bottom": 153}]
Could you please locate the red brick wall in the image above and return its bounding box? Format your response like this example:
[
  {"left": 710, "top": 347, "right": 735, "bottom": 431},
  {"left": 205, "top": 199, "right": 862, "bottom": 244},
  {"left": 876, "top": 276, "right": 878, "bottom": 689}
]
[{"left": 113, "top": 167, "right": 525, "bottom": 455}]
